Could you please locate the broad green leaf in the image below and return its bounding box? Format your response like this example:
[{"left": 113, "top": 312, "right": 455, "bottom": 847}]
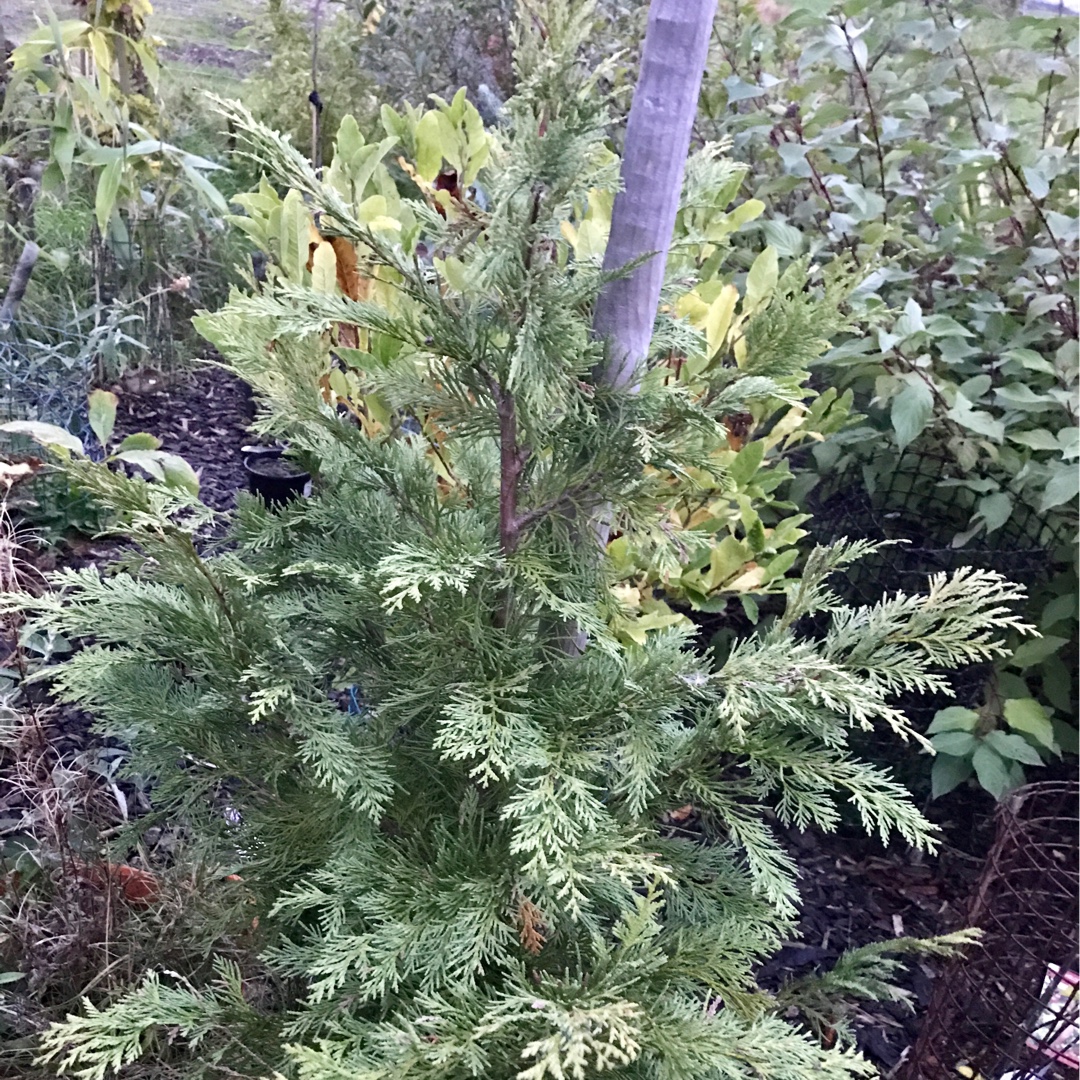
[
  {"left": 1028, "top": 295, "right": 1067, "bottom": 319},
  {"left": 760, "top": 219, "right": 805, "bottom": 258},
  {"left": 984, "top": 730, "right": 1045, "bottom": 767},
  {"left": 1003, "top": 698, "right": 1056, "bottom": 748},
  {"left": 995, "top": 383, "right": 1055, "bottom": 411},
  {"left": 574, "top": 218, "right": 608, "bottom": 261},
  {"left": 931, "top": 753, "right": 973, "bottom": 799},
  {"left": 931, "top": 731, "right": 978, "bottom": 756},
  {"left": 1040, "top": 593, "right": 1077, "bottom": 631},
  {"left": 728, "top": 439, "right": 766, "bottom": 487},
  {"left": 0, "top": 421, "right": 83, "bottom": 455},
  {"left": 88, "top": 388, "right": 117, "bottom": 446},
  {"left": 414, "top": 111, "right": 445, "bottom": 182},
  {"left": 726, "top": 199, "right": 766, "bottom": 230},
  {"left": 434, "top": 256, "right": 469, "bottom": 294},
  {"left": 948, "top": 395, "right": 1005, "bottom": 442},
  {"left": 158, "top": 453, "right": 200, "bottom": 496},
  {"left": 971, "top": 743, "right": 1015, "bottom": 800},
  {"left": 723, "top": 75, "right": 766, "bottom": 103},
  {"left": 132, "top": 39, "right": 160, "bottom": 93},
  {"left": 1040, "top": 466, "right": 1079, "bottom": 512},
  {"left": 334, "top": 114, "right": 365, "bottom": 170},
  {"left": 1009, "top": 429, "right": 1060, "bottom": 452},
  {"left": 701, "top": 535, "right": 751, "bottom": 591},
  {"left": 182, "top": 164, "right": 229, "bottom": 215},
  {"left": 336, "top": 347, "right": 381, "bottom": 370},
  {"left": 368, "top": 215, "right": 401, "bottom": 233},
  {"left": 87, "top": 27, "right": 113, "bottom": 101},
  {"left": 1023, "top": 165, "right": 1050, "bottom": 200},
  {"left": 927, "top": 707, "right": 979, "bottom": 734},
  {"left": 893, "top": 297, "right": 925, "bottom": 340},
  {"left": 740, "top": 593, "right": 760, "bottom": 624},
  {"left": 891, "top": 379, "right": 934, "bottom": 451},
  {"left": 116, "top": 432, "right": 161, "bottom": 452},
  {"left": 977, "top": 491, "right": 1012, "bottom": 533},
  {"left": 1038, "top": 656, "right": 1072, "bottom": 715},
  {"left": 328, "top": 368, "right": 351, "bottom": 401},
  {"left": 1009, "top": 635, "right": 1068, "bottom": 670},
  {"left": 279, "top": 188, "right": 309, "bottom": 282},
  {"left": 342, "top": 138, "right": 398, "bottom": 202},
  {"left": 704, "top": 285, "right": 739, "bottom": 356},
  {"left": 356, "top": 195, "right": 390, "bottom": 225},
  {"left": 462, "top": 134, "right": 491, "bottom": 187},
  {"left": 116, "top": 449, "right": 165, "bottom": 481},
  {"left": 1057, "top": 427, "right": 1079, "bottom": 459},
  {"left": 1004, "top": 348, "right": 1055, "bottom": 374},
  {"left": 958, "top": 374, "right": 992, "bottom": 401},
  {"left": 52, "top": 125, "right": 76, "bottom": 182},
  {"left": 1051, "top": 720, "right": 1079, "bottom": 756},
  {"left": 95, "top": 158, "right": 123, "bottom": 232},
  {"left": 761, "top": 548, "right": 799, "bottom": 584}
]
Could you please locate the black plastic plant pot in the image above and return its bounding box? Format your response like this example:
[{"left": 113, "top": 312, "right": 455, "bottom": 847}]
[{"left": 243, "top": 452, "right": 309, "bottom": 507}]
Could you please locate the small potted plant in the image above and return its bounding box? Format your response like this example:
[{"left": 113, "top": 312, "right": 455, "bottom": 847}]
[{"left": 240, "top": 443, "right": 310, "bottom": 507}]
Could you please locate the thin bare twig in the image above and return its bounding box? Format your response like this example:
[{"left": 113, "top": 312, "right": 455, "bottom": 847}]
[{"left": 840, "top": 18, "right": 887, "bottom": 222}]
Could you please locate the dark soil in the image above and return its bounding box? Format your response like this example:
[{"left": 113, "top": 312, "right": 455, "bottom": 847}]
[
  {"left": 245, "top": 456, "right": 307, "bottom": 479},
  {"left": 761, "top": 814, "right": 992, "bottom": 1073},
  {"left": 113, "top": 362, "right": 253, "bottom": 513}
]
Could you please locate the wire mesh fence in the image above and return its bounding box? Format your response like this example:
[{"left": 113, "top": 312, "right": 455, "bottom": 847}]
[
  {"left": 900, "top": 780, "right": 1080, "bottom": 1080},
  {"left": 809, "top": 448, "right": 1063, "bottom": 606},
  {"left": 0, "top": 319, "right": 90, "bottom": 440},
  {"left": 808, "top": 448, "right": 1068, "bottom": 735}
]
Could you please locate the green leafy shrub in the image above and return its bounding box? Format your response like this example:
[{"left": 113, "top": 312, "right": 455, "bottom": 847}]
[
  {"left": 699, "top": 0, "right": 1078, "bottom": 798},
  {"left": 3, "top": 9, "right": 235, "bottom": 380},
  {"left": 358, "top": 0, "right": 516, "bottom": 111},
  {"left": 242, "top": 0, "right": 381, "bottom": 161}
]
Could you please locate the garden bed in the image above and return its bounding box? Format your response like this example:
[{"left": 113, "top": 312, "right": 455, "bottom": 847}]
[{"left": 0, "top": 360, "right": 1063, "bottom": 1075}]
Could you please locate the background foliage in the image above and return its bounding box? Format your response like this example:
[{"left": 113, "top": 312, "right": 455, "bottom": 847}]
[{"left": 693, "top": 0, "right": 1078, "bottom": 799}]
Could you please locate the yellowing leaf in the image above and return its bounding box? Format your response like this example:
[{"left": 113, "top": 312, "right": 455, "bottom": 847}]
[
  {"left": 95, "top": 158, "right": 123, "bottom": 232},
  {"left": 768, "top": 405, "right": 808, "bottom": 443},
  {"left": 88, "top": 388, "right": 118, "bottom": 446},
  {"left": 435, "top": 256, "right": 468, "bottom": 293},
  {"left": 311, "top": 241, "right": 338, "bottom": 294},
  {"left": 575, "top": 219, "right": 609, "bottom": 261},
  {"left": 368, "top": 215, "right": 401, "bottom": 232},
  {"left": 674, "top": 291, "right": 709, "bottom": 322},
  {"left": 744, "top": 245, "right": 779, "bottom": 316},
  {"left": 727, "top": 563, "right": 765, "bottom": 593},
  {"left": 328, "top": 368, "right": 351, "bottom": 401},
  {"left": 88, "top": 28, "right": 114, "bottom": 102},
  {"left": 704, "top": 284, "right": 738, "bottom": 357},
  {"left": 0, "top": 421, "right": 83, "bottom": 455},
  {"left": 356, "top": 194, "right": 388, "bottom": 224},
  {"left": 1003, "top": 698, "right": 1056, "bottom": 749},
  {"left": 728, "top": 198, "right": 765, "bottom": 228},
  {"left": 701, "top": 535, "right": 751, "bottom": 591},
  {"left": 279, "top": 189, "right": 309, "bottom": 281},
  {"left": 414, "top": 111, "right": 445, "bottom": 182}
]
